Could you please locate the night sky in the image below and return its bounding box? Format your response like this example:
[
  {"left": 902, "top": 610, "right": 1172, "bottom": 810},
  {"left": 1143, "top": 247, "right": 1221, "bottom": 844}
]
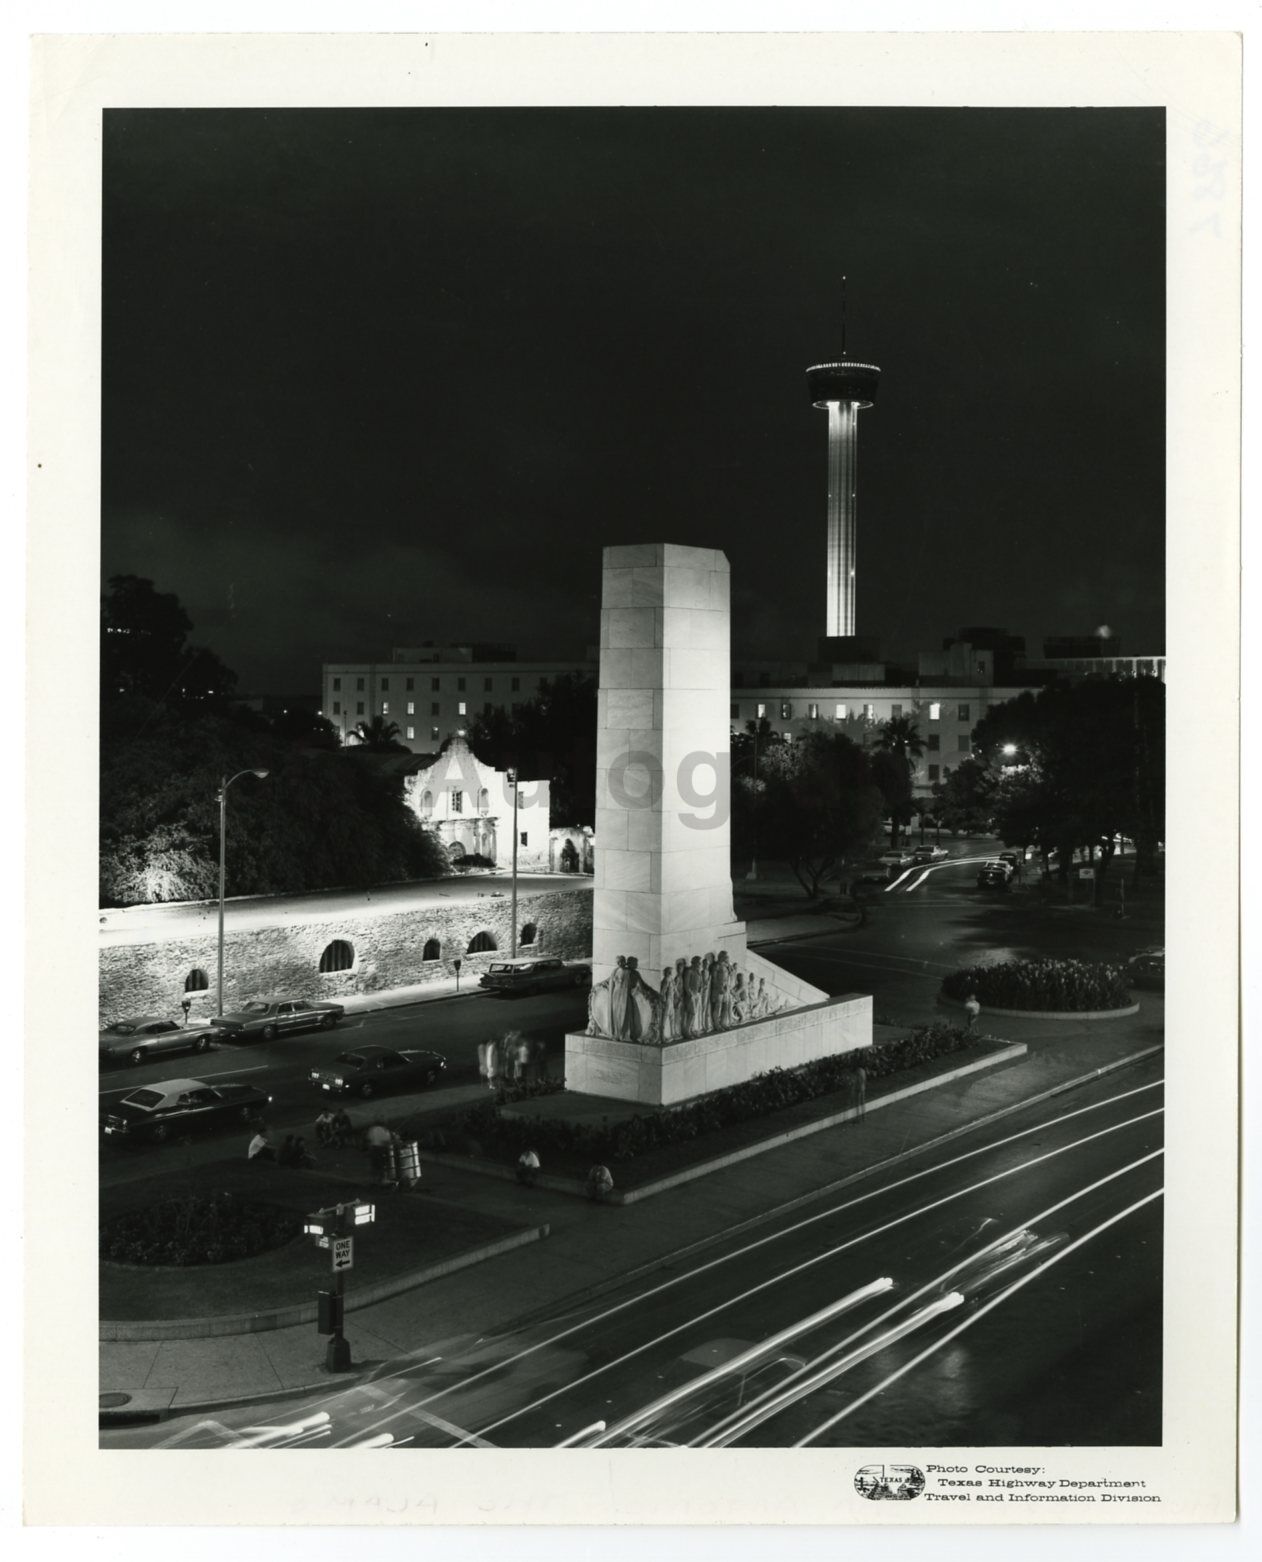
[{"left": 101, "top": 108, "right": 1165, "bottom": 695}]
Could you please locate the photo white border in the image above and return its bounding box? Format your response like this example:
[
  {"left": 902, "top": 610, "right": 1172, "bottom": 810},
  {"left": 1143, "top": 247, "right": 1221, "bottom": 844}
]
[{"left": 22, "top": 22, "right": 1242, "bottom": 1532}]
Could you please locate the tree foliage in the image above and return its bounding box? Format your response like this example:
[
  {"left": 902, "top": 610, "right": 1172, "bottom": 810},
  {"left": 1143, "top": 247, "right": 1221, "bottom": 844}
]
[
  {"left": 101, "top": 575, "right": 237, "bottom": 709},
  {"left": 351, "top": 714, "right": 408, "bottom": 751},
  {"left": 467, "top": 673, "right": 597, "bottom": 827},
  {"left": 736, "top": 730, "right": 884, "bottom": 897},
  {"left": 970, "top": 675, "right": 1165, "bottom": 895},
  {"left": 870, "top": 714, "right": 926, "bottom": 845}
]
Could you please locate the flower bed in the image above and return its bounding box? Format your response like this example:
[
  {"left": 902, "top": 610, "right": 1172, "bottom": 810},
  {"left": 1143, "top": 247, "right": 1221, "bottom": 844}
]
[
  {"left": 100, "top": 1191, "right": 300, "bottom": 1267},
  {"left": 407, "top": 1022, "right": 976, "bottom": 1167},
  {"left": 941, "top": 958, "right": 1131, "bottom": 1013}
]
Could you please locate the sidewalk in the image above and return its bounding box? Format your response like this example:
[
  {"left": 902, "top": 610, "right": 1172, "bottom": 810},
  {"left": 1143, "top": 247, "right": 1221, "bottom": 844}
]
[{"left": 100, "top": 998, "right": 1163, "bottom": 1415}]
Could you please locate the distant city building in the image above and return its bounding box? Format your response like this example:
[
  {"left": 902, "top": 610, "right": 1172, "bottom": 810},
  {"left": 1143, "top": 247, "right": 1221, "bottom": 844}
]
[
  {"left": 321, "top": 646, "right": 594, "bottom": 751},
  {"left": 401, "top": 735, "right": 551, "bottom": 871}
]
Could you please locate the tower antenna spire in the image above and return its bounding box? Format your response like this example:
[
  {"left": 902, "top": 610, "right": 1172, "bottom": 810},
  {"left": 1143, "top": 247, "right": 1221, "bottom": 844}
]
[{"left": 841, "top": 274, "right": 847, "bottom": 358}]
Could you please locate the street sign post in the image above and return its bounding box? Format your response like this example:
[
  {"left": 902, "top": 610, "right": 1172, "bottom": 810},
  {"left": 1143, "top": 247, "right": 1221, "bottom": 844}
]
[
  {"left": 332, "top": 1235, "right": 354, "bottom": 1272},
  {"left": 304, "top": 1199, "right": 375, "bottom": 1372}
]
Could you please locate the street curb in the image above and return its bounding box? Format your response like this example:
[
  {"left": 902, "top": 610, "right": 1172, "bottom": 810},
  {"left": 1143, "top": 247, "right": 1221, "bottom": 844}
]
[
  {"left": 556, "top": 1043, "right": 1165, "bottom": 1304},
  {"left": 100, "top": 1222, "right": 550, "bottom": 1342}
]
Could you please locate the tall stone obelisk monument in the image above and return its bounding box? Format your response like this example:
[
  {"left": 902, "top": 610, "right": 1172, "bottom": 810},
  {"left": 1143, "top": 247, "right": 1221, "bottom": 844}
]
[{"left": 591, "top": 544, "right": 746, "bottom": 984}]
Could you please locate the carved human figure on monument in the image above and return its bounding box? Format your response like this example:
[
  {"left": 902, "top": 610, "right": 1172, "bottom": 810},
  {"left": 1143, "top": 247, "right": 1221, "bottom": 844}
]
[
  {"left": 711, "top": 950, "right": 733, "bottom": 1030},
  {"left": 731, "top": 970, "right": 747, "bottom": 1023},
  {"left": 585, "top": 955, "right": 623, "bottom": 1037},
  {"left": 608, "top": 954, "right": 631, "bottom": 1037},
  {"left": 700, "top": 953, "right": 715, "bottom": 1034},
  {"left": 621, "top": 956, "right": 660, "bottom": 1042},
  {"left": 658, "top": 966, "right": 678, "bottom": 1042},
  {"left": 683, "top": 956, "right": 702, "bottom": 1037}
]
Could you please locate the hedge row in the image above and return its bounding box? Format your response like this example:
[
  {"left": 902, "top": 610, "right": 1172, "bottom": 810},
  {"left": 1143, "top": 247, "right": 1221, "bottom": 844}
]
[
  {"left": 101, "top": 1192, "right": 300, "bottom": 1267},
  {"left": 412, "top": 1022, "right": 976, "bottom": 1166},
  {"left": 941, "top": 958, "right": 1130, "bottom": 1012}
]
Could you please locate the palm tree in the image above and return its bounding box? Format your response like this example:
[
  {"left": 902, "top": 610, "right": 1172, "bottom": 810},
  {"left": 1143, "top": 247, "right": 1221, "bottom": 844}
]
[
  {"left": 351, "top": 715, "right": 406, "bottom": 752},
  {"left": 873, "top": 714, "right": 926, "bottom": 847}
]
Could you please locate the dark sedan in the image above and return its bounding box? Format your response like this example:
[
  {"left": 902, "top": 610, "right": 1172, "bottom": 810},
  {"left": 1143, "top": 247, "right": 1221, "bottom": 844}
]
[
  {"left": 479, "top": 957, "right": 592, "bottom": 997},
  {"left": 214, "top": 998, "right": 345, "bottom": 1042},
  {"left": 1128, "top": 948, "right": 1165, "bottom": 991},
  {"left": 102, "top": 1077, "right": 273, "bottom": 1144},
  {"left": 308, "top": 1046, "right": 448, "bottom": 1099}
]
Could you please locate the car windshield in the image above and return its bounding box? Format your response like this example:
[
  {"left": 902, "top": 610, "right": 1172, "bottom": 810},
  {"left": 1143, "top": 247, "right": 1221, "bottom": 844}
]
[
  {"left": 122, "top": 1089, "right": 165, "bottom": 1110},
  {"left": 489, "top": 964, "right": 519, "bottom": 974},
  {"left": 336, "top": 1053, "right": 368, "bottom": 1068},
  {"left": 105, "top": 1023, "right": 137, "bottom": 1035},
  {"left": 239, "top": 1002, "right": 271, "bottom": 1014}
]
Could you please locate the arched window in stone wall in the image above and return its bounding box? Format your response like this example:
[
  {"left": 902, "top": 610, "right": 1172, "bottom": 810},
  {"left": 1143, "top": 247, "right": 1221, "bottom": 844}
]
[
  {"left": 319, "top": 939, "right": 355, "bottom": 974},
  {"left": 184, "top": 968, "right": 209, "bottom": 993},
  {"left": 477, "top": 787, "right": 490, "bottom": 814},
  {"left": 420, "top": 789, "right": 434, "bottom": 817},
  {"left": 422, "top": 937, "right": 441, "bottom": 962},
  {"left": 447, "top": 841, "right": 467, "bottom": 863},
  {"left": 520, "top": 923, "right": 537, "bottom": 947},
  {"left": 467, "top": 930, "right": 497, "bottom": 954}
]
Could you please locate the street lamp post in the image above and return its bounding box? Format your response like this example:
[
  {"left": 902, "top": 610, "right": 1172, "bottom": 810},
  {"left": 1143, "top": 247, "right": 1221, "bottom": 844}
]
[
  {"left": 217, "top": 768, "right": 269, "bottom": 1018},
  {"left": 508, "top": 767, "right": 520, "bottom": 953}
]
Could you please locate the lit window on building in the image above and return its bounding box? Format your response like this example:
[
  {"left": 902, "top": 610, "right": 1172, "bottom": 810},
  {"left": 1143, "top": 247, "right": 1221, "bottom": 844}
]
[
  {"left": 756, "top": 702, "right": 767, "bottom": 719},
  {"left": 332, "top": 677, "right": 341, "bottom": 691},
  {"left": 928, "top": 734, "right": 940, "bottom": 752},
  {"left": 834, "top": 702, "right": 847, "bottom": 719},
  {"left": 863, "top": 703, "right": 873, "bottom": 718},
  {"left": 808, "top": 702, "right": 820, "bottom": 719},
  {"left": 407, "top": 700, "right": 415, "bottom": 715},
  {"left": 780, "top": 701, "right": 793, "bottom": 720},
  {"left": 406, "top": 726, "right": 415, "bottom": 740},
  {"left": 451, "top": 789, "right": 464, "bottom": 814},
  {"left": 929, "top": 702, "right": 941, "bottom": 720},
  {"left": 928, "top": 764, "right": 940, "bottom": 782},
  {"left": 381, "top": 701, "right": 389, "bottom": 714},
  {"left": 958, "top": 703, "right": 970, "bottom": 721},
  {"left": 458, "top": 701, "right": 467, "bottom": 716}
]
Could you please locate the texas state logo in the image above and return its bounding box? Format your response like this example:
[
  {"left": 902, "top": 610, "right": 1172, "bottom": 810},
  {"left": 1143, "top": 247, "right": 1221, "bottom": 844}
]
[{"left": 854, "top": 1464, "right": 926, "bottom": 1501}]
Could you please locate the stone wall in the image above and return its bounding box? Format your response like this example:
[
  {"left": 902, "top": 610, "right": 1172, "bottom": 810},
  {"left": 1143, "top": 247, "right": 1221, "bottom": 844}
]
[
  {"left": 100, "top": 886, "right": 594, "bottom": 1024},
  {"left": 564, "top": 992, "right": 872, "bottom": 1107}
]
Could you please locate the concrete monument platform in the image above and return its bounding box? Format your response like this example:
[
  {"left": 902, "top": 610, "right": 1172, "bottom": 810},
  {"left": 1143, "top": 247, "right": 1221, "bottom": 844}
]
[{"left": 565, "top": 541, "right": 872, "bottom": 1108}]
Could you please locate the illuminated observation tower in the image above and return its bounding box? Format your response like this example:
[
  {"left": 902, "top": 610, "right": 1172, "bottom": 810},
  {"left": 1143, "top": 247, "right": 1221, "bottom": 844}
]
[{"left": 807, "top": 287, "right": 880, "bottom": 640}]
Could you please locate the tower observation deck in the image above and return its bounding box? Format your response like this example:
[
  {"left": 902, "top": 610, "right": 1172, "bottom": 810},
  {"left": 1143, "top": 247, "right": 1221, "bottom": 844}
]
[{"left": 807, "top": 356, "right": 881, "bottom": 639}]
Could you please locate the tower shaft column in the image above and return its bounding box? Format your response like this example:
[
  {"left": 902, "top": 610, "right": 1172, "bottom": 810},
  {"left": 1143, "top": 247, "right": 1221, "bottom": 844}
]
[{"left": 826, "top": 401, "right": 859, "bottom": 637}]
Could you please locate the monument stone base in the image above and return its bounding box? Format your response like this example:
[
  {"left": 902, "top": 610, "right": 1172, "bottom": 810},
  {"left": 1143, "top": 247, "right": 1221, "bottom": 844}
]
[{"left": 564, "top": 992, "right": 872, "bottom": 1109}]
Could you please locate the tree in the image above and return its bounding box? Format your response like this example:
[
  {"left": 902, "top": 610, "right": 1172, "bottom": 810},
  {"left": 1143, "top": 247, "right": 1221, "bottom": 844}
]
[
  {"left": 351, "top": 715, "right": 407, "bottom": 752},
  {"left": 467, "top": 673, "right": 598, "bottom": 826},
  {"left": 871, "top": 714, "right": 926, "bottom": 846},
  {"left": 972, "top": 676, "right": 1165, "bottom": 899},
  {"left": 931, "top": 757, "right": 999, "bottom": 837},
  {"left": 269, "top": 707, "right": 342, "bottom": 750},
  {"left": 741, "top": 731, "right": 885, "bottom": 898},
  {"left": 101, "top": 574, "right": 236, "bottom": 708}
]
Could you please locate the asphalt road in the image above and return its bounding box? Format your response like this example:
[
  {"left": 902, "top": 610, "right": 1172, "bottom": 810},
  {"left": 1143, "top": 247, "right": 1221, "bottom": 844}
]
[{"left": 101, "top": 1056, "right": 1164, "bottom": 1449}]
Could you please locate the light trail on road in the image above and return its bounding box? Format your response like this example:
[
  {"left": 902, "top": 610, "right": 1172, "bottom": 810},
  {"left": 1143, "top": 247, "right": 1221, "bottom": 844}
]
[
  {"left": 792, "top": 1187, "right": 1164, "bottom": 1445},
  {"left": 689, "top": 1149, "right": 1162, "bottom": 1446},
  {"left": 334, "top": 1098, "right": 1162, "bottom": 1445},
  {"left": 884, "top": 855, "right": 996, "bottom": 893}
]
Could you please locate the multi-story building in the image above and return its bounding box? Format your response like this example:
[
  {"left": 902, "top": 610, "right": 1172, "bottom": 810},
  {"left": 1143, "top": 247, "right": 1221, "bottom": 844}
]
[{"left": 321, "top": 643, "right": 594, "bottom": 751}]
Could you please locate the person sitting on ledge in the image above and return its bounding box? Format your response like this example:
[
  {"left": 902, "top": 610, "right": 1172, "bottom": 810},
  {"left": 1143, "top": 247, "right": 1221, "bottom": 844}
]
[
  {"left": 516, "top": 1147, "right": 541, "bottom": 1188},
  {"left": 586, "top": 1164, "right": 615, "bottom": 1203}
]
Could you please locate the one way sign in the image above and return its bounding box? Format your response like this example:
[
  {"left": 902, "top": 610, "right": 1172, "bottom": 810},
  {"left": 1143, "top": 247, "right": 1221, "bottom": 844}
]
[{"left": 332, "top": 1236, "right": 354, "bottom": 1272}]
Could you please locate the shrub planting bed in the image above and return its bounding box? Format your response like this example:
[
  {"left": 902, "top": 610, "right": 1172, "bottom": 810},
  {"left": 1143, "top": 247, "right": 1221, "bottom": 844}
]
[
  {"left": 101, "top": 1191, "right": 299, "bottom": 1267},
  {"left": 404, "top": 1022, "right": 986, "bottom": 1179},
  {"left": 941, "top": 958, "right": 1131, "bottom": 1013}
]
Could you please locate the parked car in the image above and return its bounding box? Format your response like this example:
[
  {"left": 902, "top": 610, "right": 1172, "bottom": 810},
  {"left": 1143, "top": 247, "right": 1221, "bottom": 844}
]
[
  {"left": 98, "top": 1014, "right": 220, "bottom": 1068},
  {"left": 309, "top": 1046, "right": 448, "bottom": 1099},
  {"left": 479, "top": 957, "right": 592, "bottom": 997},
  {"left": 856, "top": 865, "right": 893, "bottom": 886},
  {"left": 911, "top": 845, "right": 949, "bottom": 864},
  {"left": 214, "top": 998, "right": 346, "bottom": 1042},
  {"left": 1127, "top": 948, "right": 1165, "bottom": 991},
  {"left": 976, "top": 864, "right": 1012, "bottom": 890},
  {"left": 879, "top": 849, "right": 915, "bottom": 868},
  {"left": 981, "top": 858, "right": 1017, "bottom": 879},
  {"left": 998, "top": 850, "right": 1023, "bottom": 872},
  {"left": 101, "top": 1077, "right": 272, "bottom": 1143}
]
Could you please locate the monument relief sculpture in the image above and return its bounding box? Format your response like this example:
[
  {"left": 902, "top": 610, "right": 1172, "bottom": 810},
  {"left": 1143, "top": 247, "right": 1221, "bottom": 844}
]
[{"left": 584, "top": 947, "right": 787, "bottom": 1041}]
